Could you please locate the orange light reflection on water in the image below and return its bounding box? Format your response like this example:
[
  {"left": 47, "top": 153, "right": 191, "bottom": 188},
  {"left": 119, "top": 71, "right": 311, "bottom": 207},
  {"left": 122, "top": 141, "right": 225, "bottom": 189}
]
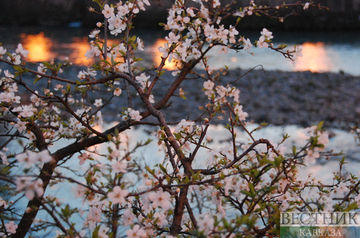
[
  {"left": 21, "top": 32, "right": 53, "bottom": 62},
  {"left": 294, "top": 42, "right": 332, "bottom": 73},
  {"left": 67, "top": 37, "right": 93, "bottom": 66},
  {"left": 152, "top": 38, "right": 178, "bottom": 70}
]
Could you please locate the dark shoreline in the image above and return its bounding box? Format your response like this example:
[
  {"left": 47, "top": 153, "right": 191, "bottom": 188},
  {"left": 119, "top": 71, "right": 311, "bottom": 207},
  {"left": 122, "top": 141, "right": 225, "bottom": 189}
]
[{"left": 1, "top": 0, "right": 360, "bottom": 31}]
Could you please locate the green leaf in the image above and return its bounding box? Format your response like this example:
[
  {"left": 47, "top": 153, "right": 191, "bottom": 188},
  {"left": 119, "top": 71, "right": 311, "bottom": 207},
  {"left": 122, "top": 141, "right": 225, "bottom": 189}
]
[
  {"left": 92, "top": 225, "right": 100, "bottom": 238},
  {"left": 159, "top": 164, "right": 167, "bottom": 174},
  {"left": 345, "top": 202, "right": 358, "bottom": 212},
  {"left": 278, "top": 44, "right": 287, "bottom": 50},
  {"left": 317, "top": 121, "right": 324, "bottom": 131},
  {"left": 248, "top": 183, "right": 256, "bottom": 197},
  {"left": 61, "top": 204, "right": 71, "bottom": 218},
  {"left": 34, "top": 76, "right": 42, "bottom": 84}
]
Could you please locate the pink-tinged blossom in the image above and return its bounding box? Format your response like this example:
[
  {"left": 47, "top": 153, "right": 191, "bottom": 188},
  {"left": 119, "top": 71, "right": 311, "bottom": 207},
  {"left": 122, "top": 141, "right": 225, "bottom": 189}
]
[
  {"left": 114, "top": 87, "right": 122, "bottom": 96},
  {"left": 73, "top": 184, "right": 88, "bottom": 198},
  {"left": 116, "top": 62, "right": 129, "bottom": 72},
  {"left": 304, "top": 149, "right": 320, "bottom": 165},
  {"left": 148, "top": 94, "right": 155, "bottom": 104},
  {"left": 37, "top": 150, "right": 52, "bottom": 163},
  {"left": 4, "top": 70, "right": 14, "bottom": 79},
  {"left": 123, "top": 108, "right": 142, "bottom": 121},
  {"left": 94, "top": 99, "right": 103, "bottom": 107},
  {"left": 78, "top": 152, "right": 89, "bottom": 166},
  {"left": 108, "top": 186, "right": 128, "bottom": 205},
  {"left": 183, "top": 16, "right": 190, "bottom": 24},
  {"left": 13, "top": 105, "right": 35, "bottom": 118},
  {"left": 86, "top": 206, "right": 102, "bottom": 228},
  {"left": 85, "top": 45, "right": 101, "bottom": 58},
  {"left": 37, "top": 63, "right": 47, "bottom": 74},
  {"left": 234, "top": 105, "right": 248, "bottom": 121},
  {"left": 218, "top": 46, "right": 228, "bottom": 54},
  {"left": 142, "top": 0, "right": 150, "bottom": 7},
  {"left": 257, "top": 39, "right": 269, "bottom": 48},
  {"left": 261, "top": 28, "right": 273, "bottom": 40},
  {"left": 5, "top": 221, "right": 17, "bottom": 234},
  {"left": 137, "top": 37, "right": 144, "bottom": 51},
  {"left": 166, "top": 32, "right": 180, "bottom": 45},
  {"left": 229, "top": 25, "right": 239, "bottom": 43},
  {"left": 108, "top": 14, "right": 127, "bottom": 35},
  {"left": 16, "top": 150, "right": 51, "bottom": 167},
  {"left": 117, "top": 3, "right": 129, "bottom": 16},
  {"left": 0, "top": 151, "right": 8, "bottom": 165},
  {"left": 0, "top": 196, "right": 7, "bottom": 207},
  {"left": 148, "top": 191, "right": 172, "bottom": 210},
  {"left": 186, "top": 7, "right": 195, "bottom": 17},
  {"left": 0, "top": 46, "right": 6, "bottom": 56},
  {"left": 318, "top": 131, "right": 329, "bottom": 146},
  {"left": 30, "top": 94, "right": 41, "bottom": 107},
  {"left": 111, "top": 43, "right": 126, "bottom": 58},
  {"left": 89, "top": 29, "right": 100, "bottom": 38},
  {"left": 241, "top": 37, "right": 253, "bottom": 51},
  {"left": 77, "top": 70, "right": 87, "bottom": 80},
  {"left": 213, "top": 0, "right": 220, "bottom": 8},
  {"left": 16, "top": 151, "right": 38, "bottom": 168},
  {"left": 126, "top": 225, "right": 147, "bottom": 238},
  {"left": 13, "top": 120, "right": 26, "bottom": 133},
  {"left": 123, "top": 208, "right": 136, "bottom": 226},
  {"left": 25, "top": 179, "right": 44, "bottom": 200},
  {"left": 112, "top": 160, "right": 127, "bottom": 173},
  {"left": 229, "top": 88, "right": 240, "bottom": 102},
  {"left": 102, "top": 4, "right": 114, "bottom": 18},
  {"left": 175, "top": 119, "right": 195, "bottom": 134},
  {"left": 98, "top": 225, "right": 109, "bottom": 238},
  {"left": 16, "top": 177, "right": 44, "bottom": 200},
  {"left": 304, "top": 2, "right": 310, "bottom": 10},
  {"left": 158, "top": 43, "right": 169, "bottom": 58},
  {"left": 355, "top": 193, "right": 360, "bottom": 206},
  {"left": 8, "top": 53, "right": 21, "bottom": 65},
  {"left": 153, "top": 212, "right": 168, "bottom": 226},
  {"left": 258, "top": 28, "right": 273, "bottom": 48},
  {"left": 337, "top": 182, "right": 349, "bottom": 196},
  {"left": 0, "top": 92, "right": 20, "bottom": 104},
  {"left": 135, "top": 73, "right": 150, "bottom": 89},
  {"left": 15, "top": 177, "right": 29, "bottom": 191},
  {"left": 215, "top": 85, "right": 227, "bottom": 98},
  {"left": 15, "top": 43, "right": 28, "bottom": 57},
  {"left": 128, "top": 109, "right": 142, "bottom": 121},
  {"left": 198, "top": 214, "right": 214, "bottom": 235},
  {"left": 110, "top": 149, "right": 122, "bottom": 160}
]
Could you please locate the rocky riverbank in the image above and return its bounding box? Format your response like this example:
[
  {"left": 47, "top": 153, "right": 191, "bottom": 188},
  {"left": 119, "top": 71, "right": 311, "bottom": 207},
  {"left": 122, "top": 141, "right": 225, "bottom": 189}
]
[
  {"left": 105, "top": 69, "right": 360, "bottom": 130},
  {"left": 2, "top": 61, "right": 359, "bottom": 129}
]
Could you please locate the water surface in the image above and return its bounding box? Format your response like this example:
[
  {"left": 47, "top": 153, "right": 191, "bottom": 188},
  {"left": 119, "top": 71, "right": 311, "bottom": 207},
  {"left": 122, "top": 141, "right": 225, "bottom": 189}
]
[{"left": 1, "top": 27, "right": 360, "bottom": 75}]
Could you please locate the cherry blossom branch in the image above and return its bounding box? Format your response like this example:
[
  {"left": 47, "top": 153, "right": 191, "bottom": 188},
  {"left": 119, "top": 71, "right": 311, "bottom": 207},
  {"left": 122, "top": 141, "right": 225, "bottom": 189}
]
[{"left": 195, "top": 139, "right": 279, "bottom": 175}]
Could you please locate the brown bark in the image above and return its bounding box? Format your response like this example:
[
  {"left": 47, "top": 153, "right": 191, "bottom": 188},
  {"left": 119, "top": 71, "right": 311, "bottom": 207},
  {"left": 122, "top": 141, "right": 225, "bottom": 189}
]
[{"left": 170, "top": 186, "right": 189, "bottom": 235}]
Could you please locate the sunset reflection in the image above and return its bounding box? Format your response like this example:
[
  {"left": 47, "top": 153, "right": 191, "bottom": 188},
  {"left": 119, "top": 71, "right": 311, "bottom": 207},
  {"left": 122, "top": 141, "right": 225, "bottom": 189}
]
[
  {"left": 21, "top": 32, "right": 53, "bottom": 62},
  {"left": 68, "top": 37, "right": 93, "bottom": 65},
  {"left": 294, "top": 42, "right": 332, "bottom": 72},
  {"left": 152, "top": 39, "right": 178, "bottom": 70}
]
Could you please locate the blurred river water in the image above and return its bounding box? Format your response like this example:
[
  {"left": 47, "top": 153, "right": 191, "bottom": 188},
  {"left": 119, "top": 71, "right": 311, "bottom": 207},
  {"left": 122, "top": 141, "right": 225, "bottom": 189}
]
[{"left": 1, "top": 27, "right": 360, "bottom": 75}]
